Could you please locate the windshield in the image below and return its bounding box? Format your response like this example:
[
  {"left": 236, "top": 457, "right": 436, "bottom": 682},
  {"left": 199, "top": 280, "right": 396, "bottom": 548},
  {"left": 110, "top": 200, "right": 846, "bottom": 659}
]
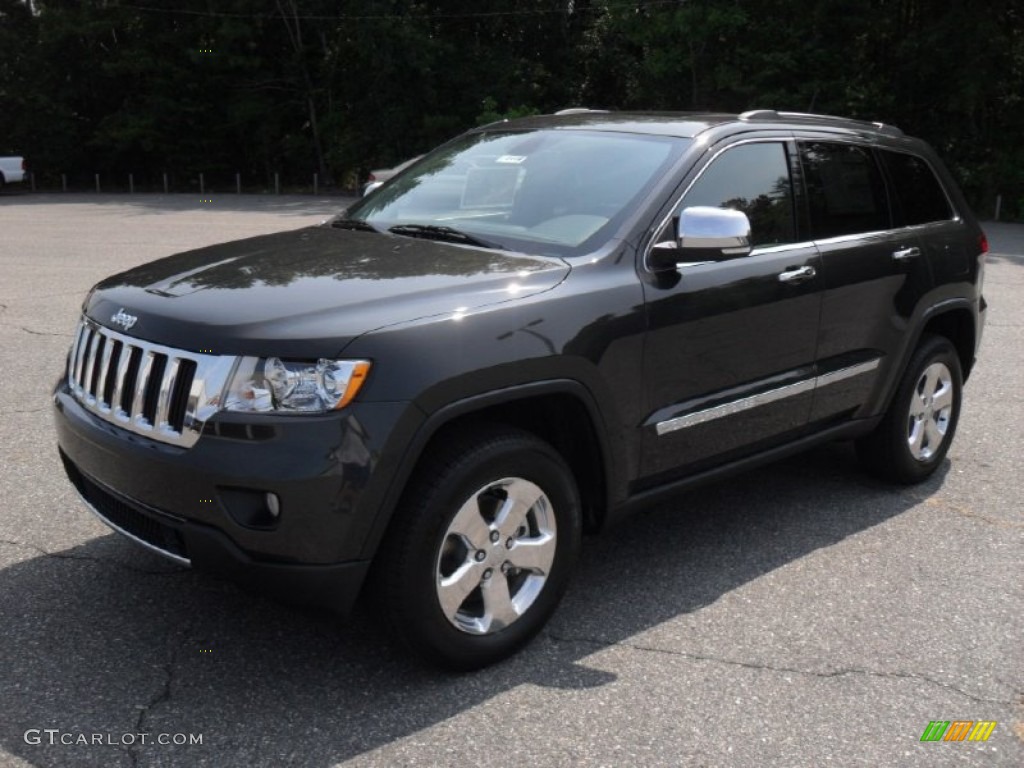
[{"left": 343, "top": 129, "right": 688, "bottom": 257}]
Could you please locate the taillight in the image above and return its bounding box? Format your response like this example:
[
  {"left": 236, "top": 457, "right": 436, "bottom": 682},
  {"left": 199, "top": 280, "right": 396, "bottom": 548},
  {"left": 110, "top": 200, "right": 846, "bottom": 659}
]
[{"left": 977, "top": 233, "right": 987, "bottom": 299}]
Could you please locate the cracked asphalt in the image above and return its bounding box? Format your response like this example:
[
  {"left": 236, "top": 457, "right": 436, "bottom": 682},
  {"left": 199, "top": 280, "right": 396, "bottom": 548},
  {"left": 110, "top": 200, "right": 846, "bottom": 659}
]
[{"left": 0, "top": 193, "right": 1021, "bottom": 767}]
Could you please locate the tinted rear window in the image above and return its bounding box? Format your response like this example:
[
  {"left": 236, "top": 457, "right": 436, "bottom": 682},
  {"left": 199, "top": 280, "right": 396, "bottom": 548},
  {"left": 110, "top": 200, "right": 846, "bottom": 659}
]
[
  {"left": 880, "top": 150, "right": 954, "bottom": 226},
  {"left": 799, "top": 142, "right": 890, "bottom": 239}
]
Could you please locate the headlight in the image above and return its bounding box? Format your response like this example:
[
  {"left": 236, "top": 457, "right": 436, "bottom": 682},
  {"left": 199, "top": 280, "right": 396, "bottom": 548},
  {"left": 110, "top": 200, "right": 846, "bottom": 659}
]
[{"left": 222, "top": 356, "right": 371, "bottom": 414}]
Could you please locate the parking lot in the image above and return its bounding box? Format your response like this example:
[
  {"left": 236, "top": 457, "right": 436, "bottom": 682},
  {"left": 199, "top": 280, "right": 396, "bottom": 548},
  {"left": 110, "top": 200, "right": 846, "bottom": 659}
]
[{"left": 0, "top": 193, "right": 1021, "bottom": 767}]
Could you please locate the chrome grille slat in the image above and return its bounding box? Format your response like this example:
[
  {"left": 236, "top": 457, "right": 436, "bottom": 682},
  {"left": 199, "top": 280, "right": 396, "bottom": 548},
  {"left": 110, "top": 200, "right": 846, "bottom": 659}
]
[
  {"left": 89, "top": 335, "right": 107, "bottom": 397},
  {"left": 95, "top": 338, "right": 116, "bottom": 410},
  {"left": 131, "top": 351, "right": 155, "bottom": 425},
  {"left": 74, "top": 327, "right": 93, "bottom": 391},
  {"left": 68, "top": 323, "right": 86, "bottom": 391},
  {"left": 65, "top": 318, "right": 235, "bottom": 449},
  {"left": 76, "top": 328, "right": 89, "bottom": 391},
  {"left": 143, "top": 354, "right": 168, "bottom": 425},
  {"left": 155, "top": 357, "right": 181, "bottom": 429},
  {"left": 100, "top": 340, "right": 123, "bottom": 409},
  {"left": 81, "top": 331, "right": 101, "bottom": 401},
  {"left": 111, "top": 343, "right": 135, "bottom": 420}
]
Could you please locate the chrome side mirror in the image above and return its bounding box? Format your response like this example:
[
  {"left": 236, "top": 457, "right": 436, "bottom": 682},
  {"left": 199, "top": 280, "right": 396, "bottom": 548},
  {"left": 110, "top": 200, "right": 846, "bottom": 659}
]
[
  {"left": 678, "top": 206, "right": 751, "bottom": 255},
  {"left": 649, "top": 206, "right": 752, "bottom": 271}
]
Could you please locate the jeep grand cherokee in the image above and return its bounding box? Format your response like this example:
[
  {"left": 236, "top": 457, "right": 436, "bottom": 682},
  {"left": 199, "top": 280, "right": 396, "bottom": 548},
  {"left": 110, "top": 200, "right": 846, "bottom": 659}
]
[{"left": 53, "top": 110, "right": 987, "bottom": 669}]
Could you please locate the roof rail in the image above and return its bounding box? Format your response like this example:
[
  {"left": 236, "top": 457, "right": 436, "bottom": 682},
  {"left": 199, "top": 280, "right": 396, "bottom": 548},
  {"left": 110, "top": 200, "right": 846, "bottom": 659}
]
[
  {"left": 554, "top": 107, "right": 610, "bottom": 116},
  {"left": 738, "top": 109, "right": 778, "bottom": 120},
  {"left": 738, "top": 109, "right": 904, "bottom": 137}
]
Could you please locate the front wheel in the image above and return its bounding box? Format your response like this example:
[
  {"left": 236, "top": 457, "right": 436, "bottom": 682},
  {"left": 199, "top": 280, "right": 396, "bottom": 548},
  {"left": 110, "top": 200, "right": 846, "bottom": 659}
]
[
  {"left": 372, "top": 426, "right": 581, "bottom": 670},
  {"left": 856, "top": 335, "right": 963, "bottom": 484}
]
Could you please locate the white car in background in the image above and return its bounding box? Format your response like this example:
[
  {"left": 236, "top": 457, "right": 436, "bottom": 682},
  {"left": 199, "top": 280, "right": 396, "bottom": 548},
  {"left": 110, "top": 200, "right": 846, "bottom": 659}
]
[
  {"left": 362, "top": 156, "right": 422, "bottom": 196},
  {"left": 0, "top": 156, "right": 26, "bottom": 191}
]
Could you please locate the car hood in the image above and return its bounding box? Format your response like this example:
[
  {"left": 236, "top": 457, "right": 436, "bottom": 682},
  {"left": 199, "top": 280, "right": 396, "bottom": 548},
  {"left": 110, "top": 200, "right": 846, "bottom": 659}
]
[{"left": 85, "top": 226, "right": 570, "bottom": 357}]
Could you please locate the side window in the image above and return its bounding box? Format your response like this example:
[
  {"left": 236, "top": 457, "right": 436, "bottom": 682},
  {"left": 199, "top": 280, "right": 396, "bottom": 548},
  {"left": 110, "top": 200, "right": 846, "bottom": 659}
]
[
  {"left": 880, "top": 150, "right": 954, "bottom": 226},
  {"left": 799, "top": 142, "right": 890, "bottom": 239},
  {"left": 679, "top": 142, "right": 795, "bottom": 248}
]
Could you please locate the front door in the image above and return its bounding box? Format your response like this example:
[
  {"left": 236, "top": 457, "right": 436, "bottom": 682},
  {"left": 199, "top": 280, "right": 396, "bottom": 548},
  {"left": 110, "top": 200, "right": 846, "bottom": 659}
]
[{"left": 639, "top": 140, "right": 822, "bottom": 482}]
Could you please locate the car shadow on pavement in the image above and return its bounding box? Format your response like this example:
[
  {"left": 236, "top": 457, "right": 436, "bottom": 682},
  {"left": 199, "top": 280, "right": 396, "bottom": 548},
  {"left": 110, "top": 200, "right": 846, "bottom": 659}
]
[{"left": 0, "top": 442, "right": 945, "bottom": 767}]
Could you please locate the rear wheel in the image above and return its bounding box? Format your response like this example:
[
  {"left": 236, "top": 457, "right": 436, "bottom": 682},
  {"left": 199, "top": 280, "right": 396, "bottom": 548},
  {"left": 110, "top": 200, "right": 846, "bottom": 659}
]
[
  {"left": 857, "top": 335, "right": 963, "bottom": 484},
  {"left": 373, "top": 426, "right": 581, "bottom": 670}
]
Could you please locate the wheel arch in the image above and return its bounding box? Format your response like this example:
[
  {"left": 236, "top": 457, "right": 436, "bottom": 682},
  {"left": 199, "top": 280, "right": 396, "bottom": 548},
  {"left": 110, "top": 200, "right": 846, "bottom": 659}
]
[
  {"left": 919, "top": 304, "right": 977, "bottom": 382},
  {"left": 359, "top": 379, "right": 617, "bottom": 564},
  {"left": 865, "top": 299, "right": 977, "bottom": 422}
]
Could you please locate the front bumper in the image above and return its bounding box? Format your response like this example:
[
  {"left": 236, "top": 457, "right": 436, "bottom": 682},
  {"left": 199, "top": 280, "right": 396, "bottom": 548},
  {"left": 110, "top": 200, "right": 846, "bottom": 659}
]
[{"left": 53, "top": 381, "right": 416, "bottom": 614}]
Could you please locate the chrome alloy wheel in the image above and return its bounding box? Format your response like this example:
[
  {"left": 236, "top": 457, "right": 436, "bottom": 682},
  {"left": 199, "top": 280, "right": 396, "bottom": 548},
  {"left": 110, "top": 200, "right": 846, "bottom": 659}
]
[
  {"left": 435, "top": 477, "right": 557, "bottom": 635},
  {"left": 907, "top": 361, "right": 954, "bottom": 461}
]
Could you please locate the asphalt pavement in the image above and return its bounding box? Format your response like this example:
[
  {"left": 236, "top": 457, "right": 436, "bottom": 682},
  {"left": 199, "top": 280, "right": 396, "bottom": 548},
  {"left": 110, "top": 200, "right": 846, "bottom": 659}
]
[{"left": 0, "top": 193, "right": 1020, "bottom": 767}]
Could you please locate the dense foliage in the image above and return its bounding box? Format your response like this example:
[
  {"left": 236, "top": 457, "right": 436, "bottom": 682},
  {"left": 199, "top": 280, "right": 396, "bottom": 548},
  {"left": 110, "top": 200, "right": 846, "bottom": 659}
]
[{"left": 1, "top": 0, "right": 1021, "bottom": 216}]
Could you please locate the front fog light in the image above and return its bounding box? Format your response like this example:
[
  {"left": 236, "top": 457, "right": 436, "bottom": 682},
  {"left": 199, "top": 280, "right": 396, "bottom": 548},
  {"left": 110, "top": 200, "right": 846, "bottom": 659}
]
[
  {"left": 265, "top": 492, "right": 280, "bottom": 519},
  {"left": 219, "top": 487, "right": 282, "bottom": 529},
  {"left": 223, "top": 357, "right": 371, "bottom": 414}
]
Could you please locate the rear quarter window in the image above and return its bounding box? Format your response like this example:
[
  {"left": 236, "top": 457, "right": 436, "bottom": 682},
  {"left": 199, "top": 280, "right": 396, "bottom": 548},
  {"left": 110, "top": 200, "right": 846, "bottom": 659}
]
[{"left": 879, "top": 150, "right": 955, "bottom": 226}]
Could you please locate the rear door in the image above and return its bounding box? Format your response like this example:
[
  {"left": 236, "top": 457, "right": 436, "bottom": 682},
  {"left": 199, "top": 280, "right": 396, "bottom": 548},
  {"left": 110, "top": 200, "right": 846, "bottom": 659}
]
[
  {"left": 796, "top": 139, "right": 934, "bottom": 423},
  {"left": 639, "top": 139, "right": 822, "bottom": 482},
  {"left": 878, "top": 148, "right": 967, "bottom": 284}
]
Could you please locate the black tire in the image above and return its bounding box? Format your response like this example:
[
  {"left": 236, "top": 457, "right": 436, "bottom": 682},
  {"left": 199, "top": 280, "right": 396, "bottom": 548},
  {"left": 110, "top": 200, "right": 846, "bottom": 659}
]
[
  {"left": 856, "top": 334, "right": 963, "bottom": 484},
  {"left": 372, "top": 425, "right": 582, "bottom": 670}
]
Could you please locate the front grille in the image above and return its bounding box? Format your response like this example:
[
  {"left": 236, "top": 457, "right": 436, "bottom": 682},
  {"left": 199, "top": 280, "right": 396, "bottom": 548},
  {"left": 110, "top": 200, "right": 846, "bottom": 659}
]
[
  {"left": 60, "top": 452, "right": 190, "bottom": 564},
  {"left": 67, "top": 318, "right": 236, "bottom": 448}
]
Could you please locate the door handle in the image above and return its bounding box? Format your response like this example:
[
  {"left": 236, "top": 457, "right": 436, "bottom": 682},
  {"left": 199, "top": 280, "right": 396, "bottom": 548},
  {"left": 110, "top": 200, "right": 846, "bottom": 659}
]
[
  {"left": 892, "top": 246, "right": 921, "bottom": 261},
  {"left": 777, "top": 265, "right": 817, "bottom": 284}
]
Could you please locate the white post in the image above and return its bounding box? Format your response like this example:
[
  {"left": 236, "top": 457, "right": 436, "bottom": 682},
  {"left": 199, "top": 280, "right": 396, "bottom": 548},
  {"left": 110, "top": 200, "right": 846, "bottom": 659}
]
[
  {"left": 129, "top": 173, "right": 134, "bottom": 194},
  {"left": 236, "top": 173, "right": 241, "bottom": 194},
  {"left": 95, "top": 174, "right": 101, "bottom": 193},
  {"left": 275, "top": 172, "right": 280, "bottom": 195}
]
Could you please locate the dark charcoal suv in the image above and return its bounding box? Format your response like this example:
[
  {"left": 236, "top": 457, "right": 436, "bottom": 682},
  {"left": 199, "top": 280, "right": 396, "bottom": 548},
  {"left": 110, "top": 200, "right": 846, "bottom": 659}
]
[{"left": 54, "top": 110, "right": 987, "bottom": 668}]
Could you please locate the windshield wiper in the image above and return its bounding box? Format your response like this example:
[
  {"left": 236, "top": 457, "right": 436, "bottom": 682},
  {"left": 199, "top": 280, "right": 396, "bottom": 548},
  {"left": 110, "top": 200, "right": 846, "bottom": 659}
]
[
  {"left": 330, "top": 218, "right": 380, "bottom": 233},
  {"left": 388, "top": 224, "right": 503, "bottom": 250}
]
